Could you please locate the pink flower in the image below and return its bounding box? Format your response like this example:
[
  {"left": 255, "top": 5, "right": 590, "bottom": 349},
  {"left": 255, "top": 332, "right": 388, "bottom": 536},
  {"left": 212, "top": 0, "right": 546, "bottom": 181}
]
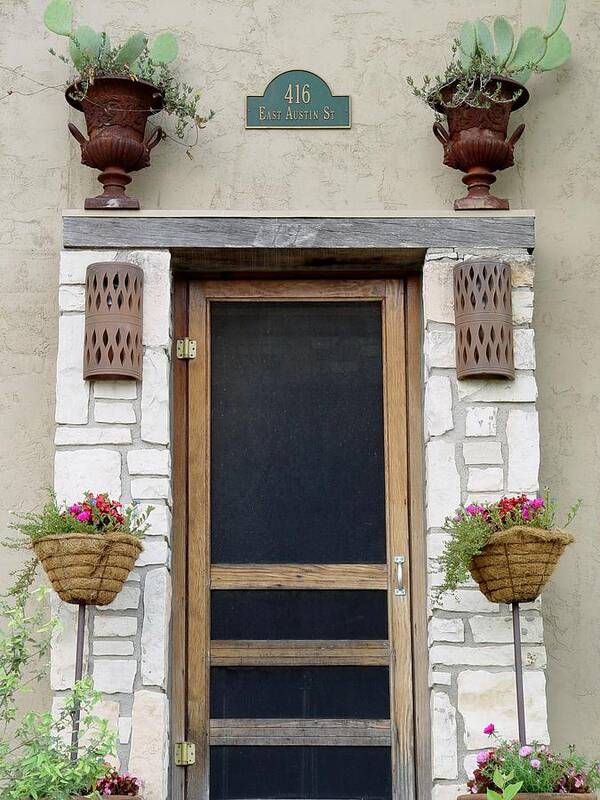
[
  {"left": 483, "top": 723, "right": 495, "bottom": 735},
  {"left": 531, "top": 497, "right": 545, "bottom": 509},
  {"left": 77, "top": 510, "right": 91, "bottom": 522},
  {"left": 530, "top": 758, "right": 542, "bottom": 769},
  {"left": 466, "top": 504, "right": 485, "bottom": 516},
  {"left": 477, "top": 750, "right": 491, "bottom": 765},
  {"left": 519, "top": 745, "right": 533, "bottom": 757},
  {"left": 68, "top": 503, "right": 81, "bottom": 515}
]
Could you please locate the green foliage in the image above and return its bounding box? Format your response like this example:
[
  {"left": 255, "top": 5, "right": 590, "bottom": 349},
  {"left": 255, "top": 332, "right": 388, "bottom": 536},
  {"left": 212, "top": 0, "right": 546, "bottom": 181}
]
[
  {"left": 69, "top": 25, "right": 102, "bottom": 69},
  {"left": 407, "top": 0, "right": 571, "bottom": 110},
  {"left": 509, "top": 26, "right": 547, "bottom": 71},
  {"left": 7, "top": 490, "right": 152, "bottom": 546},
  {"left": 494, "top": 17, "right": 514, "bottom": 69},
  {"left": 459, "top": 21, "right": 476, "bottom": 68},
  {"left": 42, "top": 0, "right": 213, "bottom": 140},
  {"left": 475, "top": 20, "right": 495, "bottom": 59},
  {"left": 0, "top": 566, "right": 115, "bottom": 800},
  {"left": 538, "top": 29, "right": 572, "bottom": 70},
  {"left": 0, "top": 677, "right": 115, "bottom": 800},
  {"left": 487, "top": 769, "right": 523, "bottom": 800},
  {"left": 114, "top": 32, "right": 148, "bottom": 68},
  {"left": 546, "top": 0, "right": 567, "bottom": 36},
  {"left": 150, "top": 31, "right": 179, "bottom": 65},
  {"left": 43, "top": 0, "right": 72, "bottom": 36}
]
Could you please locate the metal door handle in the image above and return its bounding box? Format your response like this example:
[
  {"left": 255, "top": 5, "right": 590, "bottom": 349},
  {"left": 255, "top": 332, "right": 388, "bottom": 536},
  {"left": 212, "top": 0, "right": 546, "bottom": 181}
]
[{"left": 394, "top": 555, "right": 406, "bottom": 597}]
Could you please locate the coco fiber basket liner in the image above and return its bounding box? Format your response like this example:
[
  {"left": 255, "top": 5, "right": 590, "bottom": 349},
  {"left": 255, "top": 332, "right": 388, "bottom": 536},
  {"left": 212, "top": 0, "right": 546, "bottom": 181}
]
[
  {"left": 468, "top": 525, "right": 574, "bottom": 604},
  {"left": 33, "top": 531, "right": 143, "bottom": 606}
]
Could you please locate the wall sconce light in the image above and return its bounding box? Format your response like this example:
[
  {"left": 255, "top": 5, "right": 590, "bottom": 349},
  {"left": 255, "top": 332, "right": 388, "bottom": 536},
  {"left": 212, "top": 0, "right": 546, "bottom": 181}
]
[
  {"left": 454, "top": 259, "right": 514, "bottom": 380},
  {"left": 83, "top": 262, "right": 143, "bottom": 381}
]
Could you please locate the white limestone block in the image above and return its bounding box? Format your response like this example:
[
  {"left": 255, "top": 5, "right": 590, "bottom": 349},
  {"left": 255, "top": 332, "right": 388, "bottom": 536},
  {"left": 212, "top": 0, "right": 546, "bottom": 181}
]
[
  {"left": 429, "top": 617, "right": 465, "bottom": 643},
  {"left": 463, "top": 441, "right": 502, "bottom": 465},
  {"left": 93, "top": 640, "right": 135, "bottom": 656},
  {"left": 54, "top": 448, "right": 121, "bottom": 503},
  {"left": 507, "top": 410, "right": 540, "bottom": 492},
  {"left": 426, "top": 440, "right": 461, "bottom": 528},
  {"left": 142, "top": 568, "right": 171, "bottom": 688},
  {"left": 430, "top": 670, "right": 452, "bottom": 686},
  {"left": 55, "top": 314, "right": 89, "bottom": 424},
  {"left": 425, "top": 375, "right": 454, "bottom": 437},
  {"left": 465, "top": 406, "right": 497, "bottom": 437},
  {"left": 512, "top": 289, "right": 534, "bottom": 324},
  {"left": 94, "top": 381, "right": 138, "bottom": 400},
  {"left": 141, "top": 504, "right": 172, "bottom": 538},
  {"left": 433, "top": 784, "right": 465, "bottom": 800},
  {"left": 129, "top": 690, "right": 169, "bottom": 800},
  {"left": 94, "top": 615, "right": 138, "bottom": 637},
  {"left": 431, "top": 644, "right": 546, "bottom": 668},
  {"left": 423, "top": 260, "right": 455, "bottom": 324},
  {"left": 94, "top": 401, "right": 136, "bottom": 424},
  {"left": 119, "top": 716, "right": 132, "bottom": 744},
  {"left": 470, "top": 614, "right": 544, "bottom": 644},
  {"left": 59, "top": 249, "right": 118, "bottom": 284},
  {"left": 432, "top": 692, "right": 458, "bottom": 779},
  {"left": 467, "top": 467, "right": 504, "bottom": 492},
  {"left": 50, "top": 594, "right": 89, "bottom": 690},
  {"left": 457, "top": 375, "right": 537, "bottom": 403},
  {"left": 433, "top": 591, "right": 498, "bottom": 614},
  {"left": 425, "top": 329, "right": 455, "bottom": 370},
  {"left": 141, "top": 349, "right": 170, "bottom": 445},
  {"left": 104, "top": 584, "right": 141, "bottom": 611},
  {"left": 136, "top": 539, "right": 169, "bottom": 567},
  {"left": 55, "top": 426, "right": 132, "bottom": 445},
  {"left": 131, "top": 477, "right": 171, "bottom": 500},
  {"left": 126, "top": 251, "right": 171, "bottom": 349},
  {"left": 59, "top": 285, "right": 85, "bottom": 312},
  {"left": 514, "top": 329, "right": 536, "bottom": 370},
  {"left": 458, "top": 670, "right": 549, "bottom": 749},
  {"left": 93, "top": 659, "right": 137, "bottom": 694},
  {"left": 127, "top": 449, "right": 171, "bottom": 476}
]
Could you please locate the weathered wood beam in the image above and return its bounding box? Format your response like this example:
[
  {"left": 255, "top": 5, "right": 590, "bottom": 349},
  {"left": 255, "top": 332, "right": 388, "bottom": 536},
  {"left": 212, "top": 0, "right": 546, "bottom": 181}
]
[{"left": 63, "top": 213, "right": 535, "bottom": 249}]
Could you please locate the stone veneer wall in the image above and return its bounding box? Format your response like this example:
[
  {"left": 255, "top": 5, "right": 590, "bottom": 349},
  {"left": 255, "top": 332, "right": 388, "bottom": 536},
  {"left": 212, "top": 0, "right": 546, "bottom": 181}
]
[
  {"left": 423, "top": 248, "right": 548, "bottom": 800},
  {"left": 51, "top": 245, "right": 548, "bottom": 800}
]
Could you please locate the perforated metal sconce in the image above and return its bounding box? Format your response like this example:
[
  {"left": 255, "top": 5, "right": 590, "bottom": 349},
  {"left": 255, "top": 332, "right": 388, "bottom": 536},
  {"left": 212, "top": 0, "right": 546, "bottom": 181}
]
[
  {"left": 454, "top": 259, "right": 514, "bottom": 380},
  {"left": 83, "top": 262, "right": 143, "bottom": 380}
]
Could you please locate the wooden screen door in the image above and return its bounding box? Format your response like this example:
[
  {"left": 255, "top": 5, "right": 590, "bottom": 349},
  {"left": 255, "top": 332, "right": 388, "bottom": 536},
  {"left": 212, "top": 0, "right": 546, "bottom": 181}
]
[{"left": 184, "top": 279, "right": 415, "bottom": 800}]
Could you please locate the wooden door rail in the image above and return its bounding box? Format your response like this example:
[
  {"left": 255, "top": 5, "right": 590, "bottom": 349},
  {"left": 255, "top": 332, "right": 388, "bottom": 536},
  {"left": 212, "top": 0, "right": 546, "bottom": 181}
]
[
  {"left": 210, "top": 718, "right": 391, "bottom": 746},
  {"left": 210, "top": 639, "right": 390, "bottom": 666},
  {"left": 210, "top": 564, "right": 387, "bottom": 590}
]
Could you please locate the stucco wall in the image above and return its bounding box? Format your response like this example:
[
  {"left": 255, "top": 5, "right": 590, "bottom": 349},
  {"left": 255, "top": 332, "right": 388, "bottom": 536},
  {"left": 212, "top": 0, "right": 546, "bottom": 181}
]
[{"left": 1, "top": 0, "right": 599, "bottom": 759}]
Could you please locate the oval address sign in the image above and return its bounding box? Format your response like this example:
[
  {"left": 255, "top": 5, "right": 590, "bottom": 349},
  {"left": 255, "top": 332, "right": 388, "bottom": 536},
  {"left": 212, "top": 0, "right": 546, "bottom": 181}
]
[{"left": 246, "top": 70, "right": 351, "bottom": 129}]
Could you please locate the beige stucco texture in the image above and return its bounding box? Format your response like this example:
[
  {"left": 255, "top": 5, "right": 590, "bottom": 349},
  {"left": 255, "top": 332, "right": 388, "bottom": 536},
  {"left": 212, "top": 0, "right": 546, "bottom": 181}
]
[{"left": 1, "top": 0, "right": 599, "bottom": 757}]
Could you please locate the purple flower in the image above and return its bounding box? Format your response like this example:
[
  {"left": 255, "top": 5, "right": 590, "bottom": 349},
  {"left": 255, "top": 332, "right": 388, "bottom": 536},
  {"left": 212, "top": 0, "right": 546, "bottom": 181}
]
[
  {"left": 531, "top": 497, "right": 545, "bottom": 509},
  {"left": 519, "top": 745, "right": 533, "bottom": 757},
  {"left": 483, "top": 723, "right": 495, "bottom": 735},
  {"left": 77, "top": 510, "right": 91, "bottom": 522},
  {"left": 531, "top": 758, "right": 542, "bottom": 769},
  {"left": 477, "top": 750, "right": 491, "bottom": 765}
]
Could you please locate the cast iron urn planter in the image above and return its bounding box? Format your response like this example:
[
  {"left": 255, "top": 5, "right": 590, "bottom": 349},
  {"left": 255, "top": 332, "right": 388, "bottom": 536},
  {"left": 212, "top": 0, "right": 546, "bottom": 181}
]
[
  {"left": 433, "top": 76, "right": 529, "bottom": 210},
  {"left": 66, "top": 76, "right": 163, "bottom": 210}
]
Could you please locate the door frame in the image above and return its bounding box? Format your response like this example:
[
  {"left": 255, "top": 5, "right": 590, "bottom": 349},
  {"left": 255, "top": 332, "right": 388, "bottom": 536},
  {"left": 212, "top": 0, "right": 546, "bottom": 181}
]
[{"left": 171, "top": 273, "right": 428, "bottom": 800}]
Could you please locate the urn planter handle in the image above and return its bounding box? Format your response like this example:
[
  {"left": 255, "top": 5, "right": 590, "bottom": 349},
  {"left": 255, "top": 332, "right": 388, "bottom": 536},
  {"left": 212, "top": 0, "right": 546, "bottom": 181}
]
[
  {"left": 432, "top": 121, "right": 450, "bottom": 145},
  {"left": 145, "top": 126, "right": 163, "bottom": 151},
  {"left": 507, "top": 122, "right": 526, "bottom": 148},
  {"left": 68, "top": 121, "right": 88, "bottom": 146}
]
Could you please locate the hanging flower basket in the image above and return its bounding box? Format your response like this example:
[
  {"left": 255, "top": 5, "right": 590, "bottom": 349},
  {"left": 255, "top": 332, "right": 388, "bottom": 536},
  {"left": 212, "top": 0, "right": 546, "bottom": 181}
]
[
  {"left": 460, "top": 794, "right": 597, "bottom": 799},
  {"left": 469, "top": 526, "right": 574, "bottom": 604},
  {"left": 33, "top": 531, "right": 142, "bottom": 606}
]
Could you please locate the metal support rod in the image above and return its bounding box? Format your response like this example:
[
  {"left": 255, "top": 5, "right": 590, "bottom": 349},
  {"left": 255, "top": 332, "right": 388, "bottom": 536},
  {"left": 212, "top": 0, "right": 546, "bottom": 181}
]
[
  {"left": 70, "top": 602, "right": 87, "bottom": 762},
  {"left": 512, "top": 601, "right": 527, "bottom": 746}
]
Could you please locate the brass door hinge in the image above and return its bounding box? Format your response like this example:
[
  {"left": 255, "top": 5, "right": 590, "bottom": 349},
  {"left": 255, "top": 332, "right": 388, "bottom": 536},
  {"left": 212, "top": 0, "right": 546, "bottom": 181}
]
[
  {"left": 174, "top": 741, "right": 196, "bottom": 766},
  {"left": 176, "top": 338, "right": 197, "bottom": 360}
]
